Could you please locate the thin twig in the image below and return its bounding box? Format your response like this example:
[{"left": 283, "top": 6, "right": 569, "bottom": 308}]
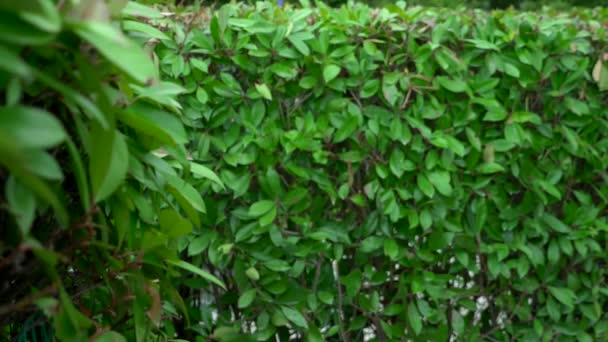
[
  {"left": 479, "top": 293, "right": 526, "bottom": 340},
  {"left": 333, "top": 260, "right": 350, "bottom": 342},
  {"left": 311, "top": 256, "right": 323, "bottom": 294},
  {"left": 400, "top": 85, "right": 413, "bottom": 110}
]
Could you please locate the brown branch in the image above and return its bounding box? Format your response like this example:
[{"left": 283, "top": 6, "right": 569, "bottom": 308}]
[
  {"left": 0, "top": 284, "right": 57, "bottom": 317},
  {"left": 311, "top": 255, "right": 323, "bottom": 294},
  {"left": 0, "top": 246, "right": 28, "bottom": 272},
  {"left": 333, "top": 260, "right": 351, "bottom": 342},
  {"left": 479, "top": 293, "right": 526, "bottom": 340}
]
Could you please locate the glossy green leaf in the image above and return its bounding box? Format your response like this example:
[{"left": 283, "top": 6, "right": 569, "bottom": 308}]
[
  {"left": 90, "top": 127, "right": 129, "bottom": 202},
  {"left": 165, "top": 173, "right": 206, "bottom": 213},
  {"left": 238, "top": 289, "right": 257, "bottom": 309},
  {"left": 248, "top": 200, "right": 275, "bottom": 217},
  {"left": 166, "top": 259, "right": 226, "bottom": 290},
  {"left": 281, "top": 306, "right": 308, "bottom": 328},
  {"left": 323, "top": 64, "right": 340, "bottom": 83},
  {"left": 72, "top": 21, "right": 156, "bottom": 84},
  {"left": 548, "top": 286, "right": 576, "bottom": 308},
  {"left": 6, "top": 176, "right": 36, "bottom": 235},
  {"left": 436, "top": 76, "right": 468, "bottom": 93},
  {"left": 255, "top": 83, "right": 272, "bottom": 100},
  {"left": 0, "top": 106, "right": 66, "bottom": 149},
  {"left": 159, "top": 209, "right": 192, "bottom": 238},
  {"left": 407, "top": 302, "right": 422, "bottom": 335}
]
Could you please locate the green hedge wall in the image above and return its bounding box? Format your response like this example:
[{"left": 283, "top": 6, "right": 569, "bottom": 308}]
[{"left": 129, "top": 2, "right": 608, "bottom": 341}]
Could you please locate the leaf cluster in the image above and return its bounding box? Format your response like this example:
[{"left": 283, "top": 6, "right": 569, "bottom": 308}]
[{"left": 135, "top": 1, "right": 608, "bottom": 341}]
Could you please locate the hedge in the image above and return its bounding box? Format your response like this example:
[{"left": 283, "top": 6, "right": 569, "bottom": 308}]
[
  {"left": 120, "top": 2, "right": 608, "bottom": 341},
  {"left": 2, "top": 1, "right": 608, "bottom": 341}
]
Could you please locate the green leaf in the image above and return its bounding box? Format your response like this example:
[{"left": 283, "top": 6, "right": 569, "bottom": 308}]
[
  {"left": 246, "top": 267, "right": 260, "bottom": 281},
  {"left": 420, "top": 209, "right": 432, "bottom": 230},
  {"left": 259, "top": 205, "right": 277, "bottom": 226},
  {"left": 446, "top": 136, "right": 466, "bottom": 157},
  {"left": 195, "top": 87, "right": 209, "bottom": 104},
  {"left": 255, "top": 83, "right": 273, "bottom": 100},
  {"left": 94, "top": 331, "right": 127, "bottom": 342},
  {"left": 122, "top": 20, "right": 170, "bottom": 40},
  {"left": 0, "top": 12, "right": 55, "bottom": 45},
  {"left": 122, "top": 2, "right": 164, "bottom": 18},
  {"left": 90, "top": 127, "right": 129, "bottom": 202},
  {"left": 24, "top": 150, "right": 63, "bottom": 180},
  {"left": 21, "top": 0, "right": 59, "bottom": 32},
  {"left": 360, "top": 236, "right": 383, "bottom": 253},
  {"left": 361, "top": 79, "right": 380, "bottom": 98},
  {"left": 510, "top": 111, "right": 541, "bottom": 125},
  {"left": 541, "top": 213, "right": 570, "bottom": 233},
  {"left": 323, "top": 64, "right": 341, "bottom": 83},
  {"left": 65, "top": 137, "right": 90, "bottom": 212},
  {"left": 436, "top": 76, "right": 468, "bottom": 93},
  {"left": 548, "top": 286, "right": 576, "bottom": 308},
  {"left": 188, "top": 235, "right": 211, "bottom": 256},
  {"left": 477, "top": 162, "right": 505, "bottom": 174},
  {"left": 166, "top": 259, "right": 226, "bottom": 289},
  {"left": 483, "top": 109, "right": 507, "bottom": 121},
  {"left": 451, "top": 310, "right": 464, "bottom": 335},
  {"left": 407, "top": 302, "right": 422, "bottom": 335},
  {"left": 0, "top": 136, "right": 67, "bottom": 225},
  {"left": 427, "top": 171, "right": 452, "bottom": 196},
  {"left": 281, "top": 306, "right": 308, "bottom": 328},
  {"left": 71, "top": 21, "right": 156, "bottom": 84},
  {"left": 6, "top": 176, "right": 36, "bottom": 235},
  {"left": 538, "top": 180, "right": 561, "bottom": 199},
  {"left": 288, "top": 35, "right": 310, "bottom": 56},
  {"left": 384, "top": 239, "right": 399, "bottom": 260},
  {"left": 165, "top": 174, "right": 206, "bottom": 213},
  {"left": 0, "top": 45, "right": 31, "bottom": 78},
  {"left": 190, "top": 162, "right": 224, "bottom": 188},
  {"left": 269, "top": 63, "right": 297, "bottom": 79},
  {"left": 417, "top": 173, "right": 435, "bottom": 198},
  {"left": 159, "top": 209, "right": 192, "bottom": 238},
  {"left": 466, "top": 39, "right": 499, "bottom": 51},
  {"left": 191, "top": 58, "right": 210, "bottom": 73},
  {"left": 548, "top": 239, "right": 560, "bottom": 264},
  {"left": 333, "top": 118, "right": 358, "bottom": 143},
  {"left": 0, "top": 106, "right": 66, "bottom": 149},
  {"left": 564, "top": 97, "right": 589, "bottom": 116},
  {"left": 238, "top": 289, "right": 257, "bottom": 309},
  {"left": 249, "top": 200, "right": 275, "bottom": 217},
  {"left": 58, "top": 288, "right": 93, "bottom": 334}
]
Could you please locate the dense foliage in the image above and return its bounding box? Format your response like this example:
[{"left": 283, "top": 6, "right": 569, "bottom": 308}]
[
  {"left": 130, "top": 2, "right": 608, "bottom": 341},
  {"left": 0, "top": 1, "right": 224, "bottom": 340},
  {"left": 3, "top": 0, "right": 608, "bottom": 341},
  {"left": 140, "top": 0, "right": 608, "bottom": 10}
]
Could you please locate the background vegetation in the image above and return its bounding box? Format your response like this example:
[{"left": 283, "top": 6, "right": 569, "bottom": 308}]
[
  {"left": 141, "top": 0, "right": 608, "bottom": 10},
  {"left": 2, "top": 0, "right": 608, "bottom": 341}
]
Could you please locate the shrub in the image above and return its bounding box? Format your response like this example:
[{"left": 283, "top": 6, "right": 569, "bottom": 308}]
[
  {"left": 0, "top": 1, "right": 223, "bottom": 340},
  {"left": 133, "top": 1, "right": 608, "bottom": 341},
  {"left": 138, "top": 0, "right": 608, "bottom": 10}
]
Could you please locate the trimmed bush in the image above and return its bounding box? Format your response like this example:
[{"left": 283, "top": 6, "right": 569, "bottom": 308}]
[{"left": 131, "top": 2, "right": 608, "bottom": 341}]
